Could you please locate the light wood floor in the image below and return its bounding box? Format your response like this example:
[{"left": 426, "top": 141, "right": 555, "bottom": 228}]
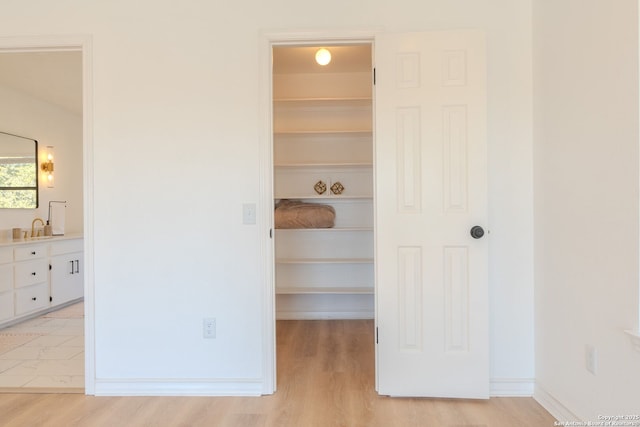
[{"left": 0, "top": 320, "right": 556, "bottom": 427}]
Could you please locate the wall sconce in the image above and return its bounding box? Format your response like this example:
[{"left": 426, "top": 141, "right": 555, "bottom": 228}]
[
  {"left": 41, "top": 146, "right": 54, "bottom": 188},
  {"left": 315, "top": 48, "right": 331, "bottom": 66}
]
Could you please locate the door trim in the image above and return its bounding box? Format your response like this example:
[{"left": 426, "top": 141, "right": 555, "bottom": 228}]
[
  {"left": 259, "top": 29, "right": 378, "bottom": 394},
  {"left": 0, "top": 34, "right": 95, "bottom": 394}
]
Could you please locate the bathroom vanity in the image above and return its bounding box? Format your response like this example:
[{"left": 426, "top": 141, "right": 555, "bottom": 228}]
[{"left": 0, "top": 235, "right": 83, "bottom": 327}]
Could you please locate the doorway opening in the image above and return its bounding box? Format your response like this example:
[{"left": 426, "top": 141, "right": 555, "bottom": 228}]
[
  {"left": 271, "top": 42, "right": 375, "bottom": 390},
  {"left": 0, "top": 47, "right": 86, "bottom": 393}
]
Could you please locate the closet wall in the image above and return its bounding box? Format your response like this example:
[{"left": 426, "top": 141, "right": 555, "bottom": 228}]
[{"left": 273, "top": 45, "right": 374, "bottom": 319}]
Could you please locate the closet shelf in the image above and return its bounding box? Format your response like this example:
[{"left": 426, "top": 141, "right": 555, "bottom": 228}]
[
  {"left": 273, "top": 98, "right": 372, "bottom": 110},
  {"left": 274, "top": 97, "right": 372, "bottom": 102},
  {"left": 275, "top": 227, "right": 373, "bottom": 232},
  {"left": 274, "top": 195, "right": 373, "bottom": 200},
  {"left": 275, "top": 162, "right": 372, "bottom": 168},
  {"left": 273, "top": 53, "right": 374, "bottom": 319},
  {"left": 273, "top": 198, "right": 372, "bottom": 204},
  {"left": 276, "top": 257, "right": 374, "bottom": 265},
  {"left": 273, "top": 129, "right": 372, "bottom": 135},
  {"left": 276, "top": 286, "right": 374, "bottom": 295}
]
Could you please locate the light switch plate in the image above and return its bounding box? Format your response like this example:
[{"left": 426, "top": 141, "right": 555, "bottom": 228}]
[{"left": 243, "top": 203, "right": 256, "bottom": 224}]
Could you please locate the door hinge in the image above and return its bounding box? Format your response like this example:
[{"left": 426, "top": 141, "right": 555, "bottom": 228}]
[
  {"left": 269, "top": 228, "right": 273, "bottom": 238},
  {"left": 373, "top": 68, "right": 376, "bottom": 85},
  {"left": 49, "top": 264, "right": 52, "bottom": 270},
  {"left": 49, "top": 296, "right": 52, "bottom": 302},
  {"left": 376, "top": 327, "right": 379, "bottom": 344}
]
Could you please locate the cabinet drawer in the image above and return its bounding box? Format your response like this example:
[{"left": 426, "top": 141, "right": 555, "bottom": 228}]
[
  {"left": 0, "top": 291, "right": 13, "bottom": 321},
  {"left": 50, "top": 239, "right": 83, "bottom": 256},
  {"left": 15, "top": 283, "right": 49, "bottom": 315},
  {"left": 14, "top": 260, "right": 48, "bottom": 288},
  {"left": 0, "top": 264, "right": 13, "bottom": 293},
  {"left": 0, "top": 247, "right": 12, "bottom": 264},
  {"left": 14, "top": 245, "right": 46, "bottom": 262}
]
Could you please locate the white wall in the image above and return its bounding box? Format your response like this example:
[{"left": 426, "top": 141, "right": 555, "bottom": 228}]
[
  {"left": 0, "top": 0, "right": 534, "bottom": 394},
  {"left": 533, "top": 0, "right": 640, "bottom": 420},
  {"left": 0, "top": 84, "right": 83, "bottom": 237}
]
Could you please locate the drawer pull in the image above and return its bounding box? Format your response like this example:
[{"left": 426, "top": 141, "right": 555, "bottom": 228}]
[
  {"left": 31, "top": 251, "right": 36, "bottom": 255},
  {"left": 31, "top": 272, "right": 36, "bottom": 276},
  {"left": 31, "top": 297, "right": 36, "bottom": 301}
]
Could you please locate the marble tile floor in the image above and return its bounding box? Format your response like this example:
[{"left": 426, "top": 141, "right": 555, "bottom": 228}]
[{"left": 0, "top": 301, "right": 84, "bottom": 393}]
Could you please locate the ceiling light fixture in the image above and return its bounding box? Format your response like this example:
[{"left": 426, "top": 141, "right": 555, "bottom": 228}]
[{"left": 315, "top": 48, "right": 331, "bottom": 66}]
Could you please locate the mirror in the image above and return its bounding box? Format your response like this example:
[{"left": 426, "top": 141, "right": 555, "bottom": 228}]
[{"left": 0, "top": 131, "right": 38, "bottom": 209}]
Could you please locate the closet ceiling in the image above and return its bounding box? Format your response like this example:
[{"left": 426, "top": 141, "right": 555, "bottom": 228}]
[
  {"left": 273, "top": 45, "right": 371, "bottom": 74},
  {"left": 0, "top": 51, "right": 82, "bottom": 115}
]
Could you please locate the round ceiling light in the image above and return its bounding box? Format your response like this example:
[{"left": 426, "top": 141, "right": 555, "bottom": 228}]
[{"left": 315, "top": 48, "right": 331, "bottom": 66}]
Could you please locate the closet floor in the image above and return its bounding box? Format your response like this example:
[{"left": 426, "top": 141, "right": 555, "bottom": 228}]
[
  {"left": 0, "top": 302, "right": 84, "bottom": 393},
  {"left": 274, "top": 319, "right": 555, "bottom": 427}
]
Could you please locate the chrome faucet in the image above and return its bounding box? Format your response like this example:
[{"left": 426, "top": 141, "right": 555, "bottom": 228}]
[{"left": 31, "top": 218, "right": 45, "bottom": 237}]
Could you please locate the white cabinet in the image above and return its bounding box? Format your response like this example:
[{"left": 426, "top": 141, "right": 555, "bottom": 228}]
[
  {"left": 0, "top": 237, "right": 83, "bottom": 327},
  {"left": 14, "top": 259, "right": 49, "bottom": 288},
  {"left": 0, "top": 292, "right": 13, "bottom": 322},
  {"left": 14, "top": 245, "right": 48, "bottom": 261},
  {"left": 0, "top": 248, "right": 13, "bottom": 322},
  {"left": 273, "top": 47, "right": 374, "bottom": 319},
  {"left": 15, "top": 283, "right": 49, "bottom": 315},
  {"left": 13, "top": 245, "right": 49, "bottom": 315},
  {"left": 50, "top": 239, "right": 83, "bottom": 306}
]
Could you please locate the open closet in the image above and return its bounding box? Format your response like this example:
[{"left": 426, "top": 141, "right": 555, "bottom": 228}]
[{"left": 272, "top": 44, "right": 374, "bottom": 320}]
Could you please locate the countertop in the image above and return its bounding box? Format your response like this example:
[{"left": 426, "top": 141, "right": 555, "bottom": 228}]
[{"left": 0, "top": 233, "right": 83, "bottom": 247}]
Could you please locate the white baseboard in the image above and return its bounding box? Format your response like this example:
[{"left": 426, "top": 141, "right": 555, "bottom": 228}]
[
  {"left": 93, "top": 378, "right": 264, "bottom": 396},
  {"left": 490, "top": 378, "right": 534, "bottom": 396},
  {"left": 534, "top": 383, "right": 580, "bottom": 422}
]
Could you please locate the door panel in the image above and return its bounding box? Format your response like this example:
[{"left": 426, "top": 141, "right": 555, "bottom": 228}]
[{"left": 375, "top": 30, "right": 489, "bottom": 398}]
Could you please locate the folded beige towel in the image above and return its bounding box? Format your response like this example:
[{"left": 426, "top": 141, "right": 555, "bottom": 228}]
[{"left": 275, "top": 199, "right": 335, "bottom": 229}]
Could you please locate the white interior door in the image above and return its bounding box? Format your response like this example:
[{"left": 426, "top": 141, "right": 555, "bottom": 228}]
[{"left": 375, "top": 30, "right": 489, "bottom": 398}]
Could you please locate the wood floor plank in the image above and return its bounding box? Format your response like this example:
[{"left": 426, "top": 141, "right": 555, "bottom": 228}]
[{"left": 0, "top": 320, "right": 556, "bottom": 426}]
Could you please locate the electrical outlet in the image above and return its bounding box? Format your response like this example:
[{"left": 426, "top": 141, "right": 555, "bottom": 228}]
[
  {"left": 203, "top": 318, "right": 216, "bottom": 339},
  {"left": 243, "top": 203, "right": 256, "bottom": 225},
  {"left": 585, "top": 344, "right": 597, "bottom": 375}
]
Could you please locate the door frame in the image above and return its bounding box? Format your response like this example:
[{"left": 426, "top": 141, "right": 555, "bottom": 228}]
[
  {"left": 0, "top": 34, "right": 95, "bottom": 394},
  {"left": 259, "top": 29, "right": 379, "bottom": 394}
]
